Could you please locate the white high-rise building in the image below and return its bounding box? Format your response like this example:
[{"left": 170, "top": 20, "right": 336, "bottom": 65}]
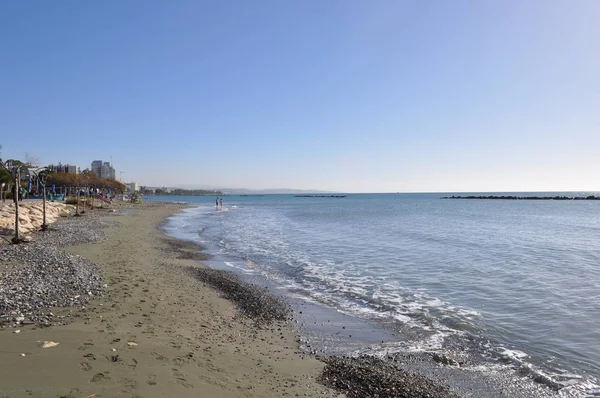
[
  {"left": 91, "top": 160, "right": 116, "bottom": 179},
  {"left": 125, "top": 182, "right": 139, "bottom": 192}
]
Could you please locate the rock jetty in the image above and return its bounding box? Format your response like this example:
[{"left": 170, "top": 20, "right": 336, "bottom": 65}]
[
  {"left": 295, "top": 195, "right": 347, "bottom": 198},
  {"left": 441, "top": 195, "right": 600, "bottom": 200},
  {"left": 0, "top": 201, "right": 73, "bottom": 236}
]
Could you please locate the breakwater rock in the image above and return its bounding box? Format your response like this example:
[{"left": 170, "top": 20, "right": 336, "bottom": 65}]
[
  {"left": 0, "top": 201, "right": 74, "bottom": 236},
  {"left": 441, "top": 195, "right": 600, "bottom": 200},
  {"left": 295, "top": 195, "right": 347, "bottom": 198}
]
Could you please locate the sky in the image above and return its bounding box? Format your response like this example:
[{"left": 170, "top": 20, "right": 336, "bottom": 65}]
[{"left": 1, "top": 1, "right": 599, "bottom": 193}]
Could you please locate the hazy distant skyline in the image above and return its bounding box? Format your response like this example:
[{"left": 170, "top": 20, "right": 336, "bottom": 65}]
[{"left": 1, "top": 1, "right": 599, "bottom": 193}]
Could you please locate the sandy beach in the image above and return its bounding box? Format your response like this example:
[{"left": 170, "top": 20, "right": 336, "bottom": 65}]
[{"left": 0, "top": 202, "right": 342, "bottom": 398}]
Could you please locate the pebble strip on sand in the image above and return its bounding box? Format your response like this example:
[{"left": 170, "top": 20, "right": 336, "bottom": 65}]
[
  {"left": 320, "top": 355, "right": 461, "bottom": 398},
  {"left": 189, "top": 268, "right": 290, "bottom": 323},
  {"left": 0, "top": 214, "right": 113, "bottom": 326}
]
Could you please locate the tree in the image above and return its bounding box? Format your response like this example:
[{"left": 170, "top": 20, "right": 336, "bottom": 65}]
[
  {"left": 0, "top": 158, "right": 29, "bottom": 243},
  {"left": 0, "top": 167, "right": 10, "bottom": 202},
  {"left": 29, "top": 168, "right": 50, "bottom": 230},
  {"left": 0, "top": 167, "right": 10, "bottom": 185},
  {"left": 0, "top": 145, "right": 9, "bottom": 202},
  {"left": 78, "top": 171, "right": 95, "bottom": 214}
]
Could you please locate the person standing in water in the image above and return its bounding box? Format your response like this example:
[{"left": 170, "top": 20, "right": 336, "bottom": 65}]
[
  {"left": 216, "top": 197, "right": 219, "bottom": 210},
  {"left": 220, "top": 197, "right": 223, "bottom": 208}
]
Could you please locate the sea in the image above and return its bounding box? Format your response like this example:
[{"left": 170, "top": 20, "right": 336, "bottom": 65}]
[{"left": 146, "top": 192, "right": 600, "bottom": 397}]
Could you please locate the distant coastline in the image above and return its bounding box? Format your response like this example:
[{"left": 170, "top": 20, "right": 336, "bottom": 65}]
[{"left": 142, "top": 188, "right": 222, "bottom": 196}]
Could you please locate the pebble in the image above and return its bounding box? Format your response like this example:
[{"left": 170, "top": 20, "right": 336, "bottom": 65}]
[
  {"left": 0, "top": 214, "right": 112, "bottom": 326},
  {"left": 190, "top": 268, "right": 290, "bottom": 323},
  {"left": 320, "top": 355, "right": 461, "bottom": 398}
]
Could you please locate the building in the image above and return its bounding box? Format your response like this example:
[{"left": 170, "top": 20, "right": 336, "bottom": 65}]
[
  {"left": 91, "top": 160, "right": 116, "bottom": 180},
  {"left": 124, "top": 182, "right": 139, "bottom": 192},
  {"left": 140, "top": 186, "right": 154, "bottom": 194},
  {"left": 47, "top": 163, "right": 79, "bottom": 174}
]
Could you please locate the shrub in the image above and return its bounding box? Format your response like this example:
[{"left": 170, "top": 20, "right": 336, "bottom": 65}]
[{"left": 65, "top": 196, "right": 78, "bottom": 205}]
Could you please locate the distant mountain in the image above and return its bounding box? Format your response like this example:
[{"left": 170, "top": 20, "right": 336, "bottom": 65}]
[
  {"left": 171, "top": 184, "right": 335, "bottom": 195},
  {"left": 224, "top": 188, "right": 336, "bottom": 194}
]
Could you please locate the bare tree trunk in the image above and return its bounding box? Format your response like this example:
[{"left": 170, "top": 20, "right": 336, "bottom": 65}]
[
  {"left": 41, "top": 184, "right": 48, "bottom": 231},
  {"left": 81, "top": 188, "right": 86, "bottom": 214},
  {"left": 75, "top": 189, "right": 81, "bottom": 216},
  {"left": 12, "top": 174, "right": 20, "bottom": 244}
]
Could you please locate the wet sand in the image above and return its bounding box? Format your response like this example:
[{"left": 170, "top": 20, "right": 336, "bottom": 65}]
[{"left": 0, "top": 203, "right": 341, "bottom": 398}]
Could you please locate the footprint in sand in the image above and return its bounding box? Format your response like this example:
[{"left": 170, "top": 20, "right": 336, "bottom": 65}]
[
  {"left": 172, "top": 357, "right": 185, "bottom": 366},
  {"left": 151, "top": 352, "right": 168, "bottom": 362},
  {"left": 59, "top": 388, "right": 81, "bottom": 397},
  {"left": 80, "top": 362, "right": 92, "bottom": 371},
  {"left": 90, "top": 372, "right": 110, "bottom": 382},
  {"left": 77, "top": 341, "right": 95, "bottom": 351},
  {"left": 171, "top": 369, "right": 193, "bottom": 389},
  {"left": 146, "top": 374, "right": 157, "bottom": 386},
  {"left": 107, "top": 354, "right": 121, "bottom": 363},
  {"left": 127, "top": 358, "right": 138, "bottom": 369},
  {"left": 119, "top": 377, "right": 137, "bottom": 393}
]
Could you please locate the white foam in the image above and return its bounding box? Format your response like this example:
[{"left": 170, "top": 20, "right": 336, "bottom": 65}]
[
  {"left": 393, "top": 313, "right": 412, "bottom": 323},
  {"left": 498, "top": 347, "right": 529, "bottom": 360}
]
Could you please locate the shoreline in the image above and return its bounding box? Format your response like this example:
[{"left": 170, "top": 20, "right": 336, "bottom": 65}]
[
  {"left": 0, "top": 202, "right": 340, "bottom": 397},
  {"left": 0, "top": 201, "right": 567, "bottom": 397},
  {"left": 160, "top": 201, "right": 569, "bottom": 397}
]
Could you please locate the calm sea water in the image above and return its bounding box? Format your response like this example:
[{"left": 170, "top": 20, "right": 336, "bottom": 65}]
[{"left": 148, "top": 193, "right": 600, "bottom": 395}]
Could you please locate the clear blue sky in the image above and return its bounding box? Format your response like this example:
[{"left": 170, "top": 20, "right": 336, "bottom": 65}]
[{"left": 1, "top": 1, "right": 598, "bottom": 192}]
